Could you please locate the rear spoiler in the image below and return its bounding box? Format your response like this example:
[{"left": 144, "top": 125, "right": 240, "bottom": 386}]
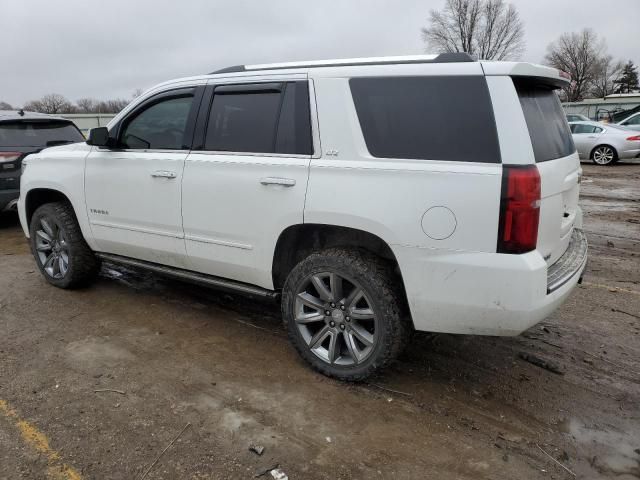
[{"left": 480, "top": 61, "right": 570, "bottom": 89}]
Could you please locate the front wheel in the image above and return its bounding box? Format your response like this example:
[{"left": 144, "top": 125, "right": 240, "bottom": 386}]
[
  {"left": 282, "top": 248, "right": 410, "bottom": 381},
  {"left": 591, "top": 145, "right": 617, "bottom": 165},
  {"left": 29, "top": 202, "right": 99, "bottom": 289}
]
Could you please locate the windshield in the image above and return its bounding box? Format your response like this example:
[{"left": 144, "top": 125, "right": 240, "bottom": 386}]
[{"left": 0, "top": 120, "right": 84, "bottom": 147}]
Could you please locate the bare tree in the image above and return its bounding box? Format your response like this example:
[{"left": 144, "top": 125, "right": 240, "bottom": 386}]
[
  {"left": 544, "top": 29, "right": 604, "bottom": 102},
  {"left": 23, "top": 94, "right": 75, "bottom": 114},
  {"left": 76, "top": 98, "right": 97, "bottom": 113},
  {"left": 132, "top": 88, "right": 144, "bottom": 99},
  {"left": 0, "top": 101, "right": 12, "bottom": 110},
  {"left": 590, "top": 55, "right": 623, "bottom": 98},
  {"left": 422, "top": 0, "right": 525, "bottom": 60}
]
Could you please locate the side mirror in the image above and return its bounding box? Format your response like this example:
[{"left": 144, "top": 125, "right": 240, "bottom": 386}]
[{"left": 86, "top": 127, "right": 110, "bottom": 147}]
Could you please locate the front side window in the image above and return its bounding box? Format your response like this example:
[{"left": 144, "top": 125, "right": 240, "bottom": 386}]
[
  {"left": 349, "top": 76, "right": 501, "bottom": 163},
  {"left": 120, "top": 93, "right": 194, "bottom": 150},
  {"left": 204, "top": 81, "right": 312, "bottom": 155}
]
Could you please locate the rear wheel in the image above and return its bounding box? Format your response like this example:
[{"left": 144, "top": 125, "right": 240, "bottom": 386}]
[
  {"left": 29, "top": 202, "right": 99, "bottom": 289},
  {"left": 591, "top": 145, "right": 617, "bottom": 165},
  {"left": 282, "top": 248, "right": 410, "bottom": 381}
]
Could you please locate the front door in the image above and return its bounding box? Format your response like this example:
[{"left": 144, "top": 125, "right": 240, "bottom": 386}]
[{"left": 85, "top": 88, "right": 199, "bottom": 268}]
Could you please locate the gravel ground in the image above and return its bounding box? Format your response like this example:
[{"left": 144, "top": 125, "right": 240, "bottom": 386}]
[{"left": 0, "top": 161, "right": 638, "bottom": 480}]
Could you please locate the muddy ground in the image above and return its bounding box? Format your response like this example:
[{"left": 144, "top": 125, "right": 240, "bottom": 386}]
[{"left": 0, "top": 161, "right": 639, "bottom": 480}]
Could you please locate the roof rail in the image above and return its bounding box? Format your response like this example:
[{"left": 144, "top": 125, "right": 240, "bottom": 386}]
[{"left": 209, "top": 52, "right": 475, "bottom": 75}]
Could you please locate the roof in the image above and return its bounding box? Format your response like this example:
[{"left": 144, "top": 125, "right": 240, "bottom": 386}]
[
  {"left": 0, "top": 110, "right": 71, "bottom": 122},
  {"left": 209, "top": 53, "right": 476, "bottom": 74}
]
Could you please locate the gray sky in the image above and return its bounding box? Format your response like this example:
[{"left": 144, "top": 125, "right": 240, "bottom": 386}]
[{"left": 1, "top": 0, "right": 638, "bottom": 106}]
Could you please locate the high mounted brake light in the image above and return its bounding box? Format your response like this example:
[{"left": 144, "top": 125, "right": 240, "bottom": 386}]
[{"left": 497, "top": 165, "right": 541, "bottom": 254}]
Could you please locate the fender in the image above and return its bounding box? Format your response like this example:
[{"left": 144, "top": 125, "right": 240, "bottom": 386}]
[{"left": 19, "top": 143, "right": 97, "bottom": 250}]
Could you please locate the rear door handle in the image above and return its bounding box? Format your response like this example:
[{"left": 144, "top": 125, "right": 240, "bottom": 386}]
[
  {"left": 260, "top": 177, "right": 296, "bottom": 187},
  {"left": 151, "top": 170, "right": 177, "bottom": 179}
]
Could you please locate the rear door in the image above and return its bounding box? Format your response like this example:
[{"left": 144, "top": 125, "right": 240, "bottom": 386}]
[
  {"left": 514, "top": 79, "right": 580, "bottom": 265},
  {"left": 181, "top": 78, "right": 314, "bottom": 288},
  {"left": 571, "top": 123, "right": 603, "bottom": 158}
]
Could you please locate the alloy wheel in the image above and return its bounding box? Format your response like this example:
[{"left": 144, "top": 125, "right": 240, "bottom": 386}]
[
  {"left": 34, "top": 217, "right": 69, "bottom": 279},
  {"left": 593, "top": 146, "right": 615, "bottom": 165},
  {"left": 294, "top": 272, "right": 378, "bottom": 366}
]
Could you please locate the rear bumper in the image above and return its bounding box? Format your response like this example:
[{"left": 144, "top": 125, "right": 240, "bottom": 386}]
[
  {"left": 394, "top": 229, "right": 588, "bottom": 336},
  {"left": 619, "top": 148, "right": 640, "bottom": 159}
]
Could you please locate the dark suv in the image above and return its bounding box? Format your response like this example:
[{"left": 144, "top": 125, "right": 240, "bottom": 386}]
[{"left": 0, "top": 110, "right": 84, "bottom": 212}]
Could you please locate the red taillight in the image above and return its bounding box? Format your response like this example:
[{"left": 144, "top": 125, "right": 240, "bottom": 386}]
[
  {"left": 497, "top": 165, "right": 541, "bottom": 254},
  {"left": 0, "top": 152, "right": 21, "bottom": 163},
  {"left": 626, "top": 135, "right": 640, "bottom": 141}
]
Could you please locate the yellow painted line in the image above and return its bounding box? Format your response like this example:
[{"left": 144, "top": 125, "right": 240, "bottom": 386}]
[
  {"left": 0, "top": 399, "right": 82, "bottom": 480},
  {"left": 582, "top": 281, "right": 640, "bottom": 296}
]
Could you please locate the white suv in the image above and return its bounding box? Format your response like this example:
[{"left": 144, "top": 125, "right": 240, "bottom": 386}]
[{"left": 18, "top": 53, "right": 587, "bottom": 380}]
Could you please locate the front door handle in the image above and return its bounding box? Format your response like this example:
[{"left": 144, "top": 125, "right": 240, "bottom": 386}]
[
  {"left": 151, "top": 170, "right": 177, "bottom": 179},
  {"left": 260, "top": 177, "right": 296, "bottom": 187}
]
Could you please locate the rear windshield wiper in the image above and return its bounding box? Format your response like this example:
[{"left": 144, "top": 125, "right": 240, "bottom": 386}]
[{"left": 45, "top": 140, "right": 76, "bottom": 147}]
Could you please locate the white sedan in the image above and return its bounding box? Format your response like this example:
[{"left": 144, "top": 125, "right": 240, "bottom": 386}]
[{"left": 569, "top": 121, "right": 640, "bottom": 165}]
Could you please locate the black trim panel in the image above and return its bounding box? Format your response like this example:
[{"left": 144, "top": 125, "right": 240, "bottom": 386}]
[{"left": 96, "top": 252, "right": 279, "bottom": 300}]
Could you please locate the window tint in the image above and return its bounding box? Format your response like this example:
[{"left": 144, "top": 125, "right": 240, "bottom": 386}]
[
  {"left": 349, "top": 76, "right": 501, "bottom": 163},
  {"left": 120, "top": 94, "right": 193, "bottom": 149},
  {"left": 515, "top": 81, "right": 575, "bottom": 162},
  {"left": 572, "top": 124, "right": 597, "bottom": 134},
  {"left": 0, "top": 121, "right": 84, "bottom": 147},
  {"left": 204, "top": 81, "right": 312, "bottom": 155},
  {"left": 626, "top": 115, "right": 640, "bottom": 125}
]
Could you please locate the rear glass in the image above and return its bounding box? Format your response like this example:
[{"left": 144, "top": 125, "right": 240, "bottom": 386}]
[
  {"left": 349, "top": 76, "right": 501, "bottom": 163},
  {"left": 515, "top": 81, "right": 575, "bottom": 162},
  {"left": 0, "top": 121, "right": 84, "bottom": 147}
]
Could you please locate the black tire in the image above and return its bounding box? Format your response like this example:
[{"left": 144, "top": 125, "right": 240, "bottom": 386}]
[
  {"left": 29, "top": 202, "right": 99, "bottom": 289},
  {"left": 282, "top": 247, "right": 411, "bottom": 381},
  {"left": 590, "top": 144, "right": 618, "bottom": 165}
]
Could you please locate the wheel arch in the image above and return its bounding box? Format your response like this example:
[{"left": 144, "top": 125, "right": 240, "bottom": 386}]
[
  {"left": 590, "top": 143, "right": 618, "bottom": 162},
  {"left": 23, "top": 187, "right": 94, "bottom": 248},
  {"left": 271, "top": 223, "right": 410, "bottom": 314},
  {"left": 25, "top": 188, "right": 72, "bottom": 227}
]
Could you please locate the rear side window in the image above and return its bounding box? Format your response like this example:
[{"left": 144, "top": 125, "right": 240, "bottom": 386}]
[
  {"left": 204, "top": 81, "right": 312, "bottom": 155},
  {"left": 571, "top": 124, "right": 601, "bottom": 134},
  {"left": 515, "top": 81, "right": 575, "bottom": 162},
  {"left": 0, "top": 121, "right": 84, "bottom": 147},
  {"left": 349, "top": 76, "right": 501, "bottom": 163}
]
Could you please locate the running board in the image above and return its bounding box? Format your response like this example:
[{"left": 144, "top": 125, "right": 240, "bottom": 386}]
[{"left": 96, "top": 253, "right": 279, "bottom": 300}]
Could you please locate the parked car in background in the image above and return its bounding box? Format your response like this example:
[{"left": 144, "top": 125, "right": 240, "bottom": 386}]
[
  {"left": 569, "top": 121, "right": 640, "bottom": 165},
  {"left": 0, "top": 111, "right": 84, "bottom": 212},
  {"left": 566, "top": 113, "right": 590, "bottom": 122},
  {"left": 617, "top": 112, "right": 640, "bottom": 131},
  {"left": 18, "top": 54, "right": 587, "bottom": 380}
]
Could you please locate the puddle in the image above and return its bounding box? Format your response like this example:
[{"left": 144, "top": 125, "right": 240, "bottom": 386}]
[{"left": 568, "top": 419, "right": 640, "bottom": 477}]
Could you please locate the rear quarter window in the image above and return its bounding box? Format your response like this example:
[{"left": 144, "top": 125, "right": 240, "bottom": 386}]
[
  {"left": 349, "top": 76, "right": 501, "bottom": 163},
  {"left": 514, "top": 81, "right": 575, "bottom": 162}
]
